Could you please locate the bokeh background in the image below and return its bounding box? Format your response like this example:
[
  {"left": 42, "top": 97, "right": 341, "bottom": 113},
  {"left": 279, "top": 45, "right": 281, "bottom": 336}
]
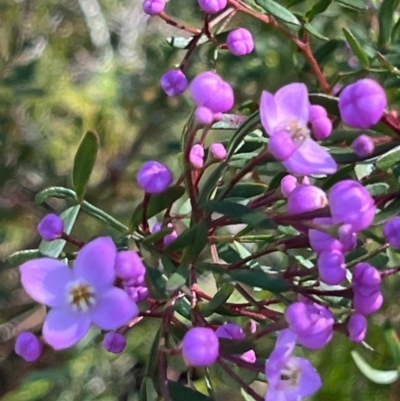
[{"left": 1, "top": 0, "right": 400, "bottom": 400}]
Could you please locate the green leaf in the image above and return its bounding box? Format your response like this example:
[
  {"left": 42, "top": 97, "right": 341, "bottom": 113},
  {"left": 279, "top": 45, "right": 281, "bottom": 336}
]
[
  {"left": 39, "top": 205, "right": 80, "bottom": 258},
  {"left": 309, "top": 93, "right": 339, "bottom": 116},
  {"left": 211, "top": 114, "right": 248, "bottom": 130},
  {"left": 321, "top": 164, "right": 354, "bottom": 190},
  {"left": 342, "top": 28, "right": 369, "bottom": 69},
  {"left": 376, "top": 145, "right": 400, "bottom": 170},
  {"left": 211, "top": 362, "right": 258, "bottom": 389},
  {"left": 215, "top": 183, "right": 267, "bottom": 199},
  {"left": 303, "top": 23, "right": 329, "bottom": 41},
  {"left": 204, "top": 200, "right": 277, "bottom": 229},
  {"left": 35, "top": 186, "right": 77, "bottom": 204},
  {"left": 230, "top": 269, "right": 290, "bottom": 292},
  {"left": 336, "top": 0, "right": 367, "bottom": 10},
  {"left": 373, "top": 198, "right": 400, "bottom": 225},
  {"left": 166, "top": 35, "right": 208, "bottom": 49},
  {"left": 72, "top": 130, "right": 99, "bottom": 202},
  {"left": 255, "top": 0, "right": 300, "bottom": 25},
  {"left": 383, "top": 320, "right": 400, "bottom": 368},
  {"left": 305, "top": 0, "right": 332, "bottom": 20},
  {"left": 378, "top": 0, "right": 400, "bottom": 48},
  {"left": 139, "top": 377, "right": 158, "bottom": 401},
  {"left": 7, "top": 249, "right": 41, "bottom": 266},
  {"left": 129, "top": 186, "right": 185, "bottom": 231},
  {"left": 166, "top": 264, "right": 189, "bottom": 291},
  {"left": 351, "top": 350, "right": 400, "bottom": 384},
  {"left": 366, "top": 183, "right": 389, "bottom": 196},
  {"left": 202, "top": 283, "right": 235, "bottom": 316},
  {"left": 168, "top": 381, "right": 213, "bottom": 401},
  {"left": 305, "top": 40, "right": 342, "bottom": 71}
]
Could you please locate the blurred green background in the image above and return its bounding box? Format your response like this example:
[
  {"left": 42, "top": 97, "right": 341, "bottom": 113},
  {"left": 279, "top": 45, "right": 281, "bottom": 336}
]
[{"left": 1, "top": 0, "right": 400, "bottom": 400}]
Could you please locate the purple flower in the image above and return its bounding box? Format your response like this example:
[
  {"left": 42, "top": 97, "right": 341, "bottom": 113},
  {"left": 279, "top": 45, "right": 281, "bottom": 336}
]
[
  {"left": 280, "top": 175, "right": 298, "bottom": 197},
  {"left": 348, "top": 314, "right": 367, "bottom": 343},
  {"left": 197, "top": 0, "right": 227, "bottom": 14},
  {"left": 160, "top": 69, "right": 188, "bottom": 97},
  {"left": 352, "top": 134, "right": 375, "bottom": 157},
  {"left": 142, "top": 0, "right": 166, "bottom": 15},
  {"left": 309, "top": 105, "right": 327, "bottom": 121},
  {"left": 103, "top": 332, "right": 126, "bottom": 354},
  {"left": 285, "top": 301, "right": 334, "bottom": 349},
  {"left": 182, "top": 327, "right": 219, "bottom": 367},
  {"left": 19, "top": 237, "right": 139, "bottom": 350},
  {"left": 125, "top": 285, "right": 149, "bottom": 303},
  {"left": 383, "top": 216, "right": 400, "bottom": 247},
  {"left": 287, "top": 184, "right": 327, "bottom": 215},
  {"left": 153, "top": 222, "right": 178, "bottom": 245},
  {"left": 317, "top": 249, "right": 346, "bottom": 285},
  {"left": 195, "top": 106, "right": 215, "bottom": 125},
  {"left": 137, "top": 161, "right": 173, "bottom": 194},
  {"left": 227, "top": 28, "right": 255, "bottom": 56},
  {"left": 309, "top": 105, "right": 332, "bottom": 140},
  {"left": 115, "top": 251, "right": 146, "bottom": 285},
  {"left": 190, "top": 72, "right": 234, "bottom": 113},
  {"left": 14, "top": 332, "right": 43, "bottom": 362},
  {"left": 209, "top": 143, "right": 227, "bottom": 160},
  {"left": 189, "top": 144, "right": 205, "bottom": 169},
  {"left": 339, "top": 79, "right": 387, "bottom": 129},
  {"left": 38, "top": 214, "right": 64, "bottom": 241},
  {"left": 265, "top": 329, "right": 322, "bottom": 401},
  {"left": 328, "top": 180, "right": 376, "bottom": 232},
  {"left": 260, "top": 83, "right": 337, "bottom": 175}
]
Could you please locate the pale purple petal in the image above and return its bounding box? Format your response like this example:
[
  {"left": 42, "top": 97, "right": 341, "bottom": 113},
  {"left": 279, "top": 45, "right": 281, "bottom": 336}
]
[
  {"left": 260, "top": 91, "right": 278, "bottom": 134},
  {"left": 266, "top": 389, "right": 287, "bottom": 401},
  {"left": 20, "top": 258, "right": 72, "bottom": 307},
  {"left": 73, "top": 237, "right": 116, "bottom": 290},
  {"left": 295, "top": 357, "right": 323, "bottom": 398},
  {"left": 275, "top": 83, "right": 309, "bottom": 127},
  {"left": 283, "top": 137, "right": 337, "bottom": 175},
  {"left": 43, "top": 308, "right": 91, "bottom": 350},
  {"left": 90, "top": 288, "right": 139, "bottom": 330}
]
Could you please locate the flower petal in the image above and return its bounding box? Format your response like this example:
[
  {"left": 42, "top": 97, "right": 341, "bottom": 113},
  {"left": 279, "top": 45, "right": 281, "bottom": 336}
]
[
  {"left": 43, "top": 308, "right": 91, "bottom": 350},
  {"left": 90, "top": 288, "right": 139, "bottom": 330},
  {"left": 275, "top": 83, "right": 309, "bottom": 127},
  {"left": 260, "top": 90, "right": 278, "bottom": 134},
  {"left": 73, "top": 237, "right": 116, "bottom": 290},
  {"left": 20, "top": 258, "right": 72, "bottom": 307},
  {"left": 295, "top": 357, "right": 322, "bottom": 398},
  {"left": 283, "top": 137, "right": 337, "bottom": 175}
]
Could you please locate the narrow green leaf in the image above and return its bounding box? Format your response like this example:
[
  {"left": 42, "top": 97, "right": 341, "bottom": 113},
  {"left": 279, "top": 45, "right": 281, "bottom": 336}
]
[
  {"left": 216, "top": 183, "right": 267, "bottom": 199},
  {"left": 230, "top": 269, "right": 290, "bottom": 292},
  {"left": 166, "top": 35, "right": 208, "bottom": 49},
  {"left": 39, "top": 205, "right": 80, "bottom": 258},
  {"left": 322, "top": 164, "right": 354, "bottom": 190},
  {"left": 336, "top": 0, "right": 367, "bottom": 10},
  {"left": 35, "top": 186, "right": 77, "bottom": 204},
  {"left": 304, "top": 23, "right": 329, "bottom": 41},
  {"left": 166, "top": 264, "right": 189, "bottom": 291},
  {"left": 383, "top": 320, "right": 400, "bottom": 368},
  {"left": 351, "top": 350, "right": 400, "bottom": 384},
  {"left": 129, "top": 186, "right": 185, "bottom": 231},
  {"left": 376, "top": 145, "right": 400, "bottom": 170},
  {"left": 181, "top": 220, "right": 208, "bottom": 262},
  {"left": 373, "top": 198, "right": 400, "bottom": 225},
  {"left": 309, "top": 93, "right": 340, "bottom": 116},
  {"left": 255, "top": 0, "right": 300, "bottom": 25},
  {"left": 378, "top": 0, "right": 400, "bottom": 48},
  {"left": 305, "top": 0, "right": 332, "bottom": 20},
  {"left": 342, "top": 28, "right": 369, "bottom": 69},
  {"left": 168, "top": 381, "right": 213, "bottom": 401},
  {"left": 211, "top": 362, "right": 258, "bottom": 388},
  {"left": 202, "top": 283, "right": 235, "bottom": 316},
  {"left": 7, "top": 249, "right": 41, "bottom": 266},
  {"left": 72, "top": 130, "right": 99, "bottom": 202},
  {"left": 211, "top": 114, "right": 248, "bottom": 130},
  {"left": 366, "top": 183, "right": 389, "bottom": 196}
]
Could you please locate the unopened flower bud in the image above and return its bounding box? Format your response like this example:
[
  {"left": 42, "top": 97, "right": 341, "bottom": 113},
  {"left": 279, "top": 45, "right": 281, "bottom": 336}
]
[
  {"left": 125, "top": 285, "right": 149, "bottom": 303},
  {"left": 352, "top": 134, "right": 375, "bottom": 157},
  {"left": 339, "top": 79, "right": 387, "bottom": 128},
  {"left": 115, "top": 251, "right": 146, "bottom": 284},
  {"left": 189, "top": 144, "right": 205, "bottom": 169},
  {"left": 143, "top": 0, "right": 166, "bottom": 15},
  {"left": 38, "top": 214, "right": 64, "bottom": 241},
  {"left": 15, "top": 332, "right": 42, "bottom": 362},
  {"left": 311, "top": 117, "right": 332, "bottom": 140},
  {"left": 137, "top": 161, "right": 173, "bottom": 194},
  {"left": 383, "top": 217, "right": 400, "bottom": 247},
  {"left": 195, "top": 106, "right": 214, "bottom": 125},
  {"left": 103, "top": 332, "right": 126, "bottom": 354},
  {"left": 309, "top": 105, "right": 327, "bottom": 121},
  {"left": 227, "top": 28, "right": 255, "bottom": 56},
  {"left": 182, "top": 327, "right": 219, "bottom": 367},
  {"left": 287, "top": 185, "right": 327, "bottom": 215},
  {"left": 210, "top": 143, "right": 227, "bottom": 160},
  {"left": 280, "top": 175, "right": 298, "bottom": 197},
  {"left": 198, "top": 0, "right": 227, "bottom": 14},
  {"left": 348, "top": 314, "right": 367, "bottom": 342},
  {"left": 317, "top": 249, "right": 346, "bottom": 285},
  {"left": 160, "top": 69, "right": 188, "bottom": 97}
]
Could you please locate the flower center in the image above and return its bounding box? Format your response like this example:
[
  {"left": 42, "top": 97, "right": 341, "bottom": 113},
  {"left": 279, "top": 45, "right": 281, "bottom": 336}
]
[
  {"left": 282, "top": 120, "right": 309, "bottom": 143},
  {"left": 67, "top": 281, "right": 96, "bottom": 312},
  {"left": 279, "top": 360, "right": 301, "bottom": 390}
]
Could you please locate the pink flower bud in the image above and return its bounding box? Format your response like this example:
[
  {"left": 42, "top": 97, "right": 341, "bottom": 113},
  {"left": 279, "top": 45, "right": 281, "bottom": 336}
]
[
  {"left": 287, "top": 185, "right": 327, "bottom": 215},
  {"left": 143, "top": 0, "right": 166, "bottom": 15},
  {"left": 189, "top": 144, "right": 205, "bottom": 169},
  {"left": 280, "top": 175, "right": 298, "bottom": 197},
  {"left": 352, "top": 134, "right": 375, "bottom": 157},
  {"left": 103, "top": 332, "right": 126, "bottom": 354},
  {"left": 115, "top": 251, "right": 146, "bottom": 284},
  {"left": 317, "top": 249, "right": 346, "bottom": 285},
  {"left": 309, "top": 105, "right": 328, "bottom": 121},
  {"left": 137, "top": 161, "right": 173, "bottom": 194},
  {"left": 15, "top": 332, "right": 42, "bottom": 362},
  {"left": 38, "top": 213, "right": 64, "bottom": 241},
  {"left": 197, "top": 0, "right": 227, "bottom": 14},
  {"left": 348, "top": 314, "right": 367, "bottom": 342},
  {"left": 160, "top": 69, "right": 188, "bottom": 97},
  {"left": 227, "top": 28, "right": 255, "bottom": 56},
  {"left": 195, "top": 106, "right": 215, "bottom": 125},
  {"left": 383, "top": 217, "right": 400, "bottom": 247},
  {"left": 310, "top": 117, "right": 332, "bottom": 140},
  {"left": 182, "top": 327, "right": 219, "bottom": 367},
  {"left": 210, "top": 143, "right": 227, "bottom": 160}
]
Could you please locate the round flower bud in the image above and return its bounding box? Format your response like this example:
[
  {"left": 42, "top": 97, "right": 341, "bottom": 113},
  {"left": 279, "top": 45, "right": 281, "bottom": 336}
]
[
  {"left": 339, "top": 79, "right": 387, "bottom": 128},
  {"left": 137, "top": 161, "right": 173, "bottom": 194},
  {"left": 103, "top": 332, "right": 126, "bottom": 354},
  {"left": 195, "top": 106, "right": 214, "bottom": 125},
  {"left": 15, "top": 332, "right": 42, "bottom": 362},
  {"left": 182, "top": 327, "right": 219, "bottom": 367},
  {"left": 287, "top": 185, "right": 327, "bottom": 215},
  {"left": 352, "top": 134, "right": 375, "bottom": 157},
  {"left": 210, "top": 143, "right": 227, "bottom": 160},
  {"left": 348, "top": 314, "right": 367, "bottom": 343},
  {"left": 353, "top": 291, "right": 383, "bottom": 315},
  {"left": 160, "top": 69, "right": 188, "bottom": 97},
  {"left": 317, "top": 249, "right": 346, "bottom": 285},
  {"left": 309, "top": 105, "right": 328, "bottom": 121},
  {"left": 383, "top": 217, "right": 400, "bottom": 247},
  {"left": 329, "top": 180, "right": 375, "bottom": 232},
  {"left": 125, "top": 285, "right": 149, "bottom": 303},
  {"left": 198, "top": 0, "right": 227, "bottom": 14},
  {"left": 310, "top": 117, "right": 332, "bottom": 140},
  {"left": 190, "top": 72, "right": 234, "bottom": 113},
  {"left": 215, "top": 323, "right": 245, "bottom": 340},
  {"left": 227, "top": 28, "right": 255, "bottom": 56},
  {"left": 189, "top": 144, "right": 205, "bottom": 169},
  {"left": 280, "top": 175, "right": 298, "bottom": 197},
  {"left": 353, "top": 262, "right": 381, "bottom": 297},
  {"left": 143, "top": 0, "right": 166, "bottom": 16},
  {"left": 38, "top": 214, "right": 64, "bottom": 241},
  {"left": 115, "top": 251, "right": 146, "bottom": 284}
]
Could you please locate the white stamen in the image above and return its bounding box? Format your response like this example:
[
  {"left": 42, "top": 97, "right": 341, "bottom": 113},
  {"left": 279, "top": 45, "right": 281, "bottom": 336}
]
[{"left": 67, "top": 280, "right": 96, "bottom": 312}]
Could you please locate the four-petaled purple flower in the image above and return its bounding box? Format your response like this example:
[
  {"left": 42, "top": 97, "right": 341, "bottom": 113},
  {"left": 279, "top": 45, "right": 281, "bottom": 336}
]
[
  {"left": 265, "top": 329, "right": 322, "bottom": 401},
  {"left": 19, "top": 237, "right": 139, "bottom": 350},
  {"left": 260, "top": 83, "right": 337, "bottom": 175}
]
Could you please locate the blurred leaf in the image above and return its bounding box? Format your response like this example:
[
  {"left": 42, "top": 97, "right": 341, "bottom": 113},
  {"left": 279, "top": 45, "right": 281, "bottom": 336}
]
[
  {"left": 376, "top": 145, "right": 400, "bottom": 170},
  {"left": 304, "top": 23, "right": 329, "bottom": 41},
  {"left": 166, "top": 35, "right": 208, "bottom": 49},
  {"left": 383, "top": 320, "right": 400, "bottom": 368},
  {"left": 216, "top": 183, "right": 267, "bottom": 199},
  {"left": 130, "top": 186, "right": 185, "bottom": 231},
  {"left": 202, "top": 282, "right": 234, "bottom": 316},
  {"left": 305, "top": 40, "right": 342, "bottom": 71},
  {"left": 336, "top": 0, "right": 367, "bottom": 10},
  {"left": 72, "top": 130, "right": 99, "bottom": 202},
  {"left": 351, "top": 350, "right": 400, "bottom": 384},
  {"left": 230, "top": 269, "right": 290, "bottom": 292},
  {"left": 7, "top": 249, "right": 40, "bottom": 266},
  {"left": 378, "top": 0, "right": 400, "bottom": 48},
  {"left": 366, "top": 183, "right": 389, "bottom": 196},
  {"left": 39, "top": 205, "right": 80, "bottom": 258},
  {"left": 166, "top": 264, "right": 189, "bottom": 291},
  {"left": 211, "top": 362, "right": 258, "bottom": 389},
  {"left": 342, "top": 28, "right": 369, "bottom": 69},
  {"left": 305, "top": 0, "right": 332, "bottom": 20},
  {"left": 211, "top": 114, "right": 248, "bottom": 130},
  {"left": 373, "top": 198, "right": 400, "bottom": 225},
  {"left": 168, "top": 381, "right": 213, "bottom": 401},
  {"left": 255, "top": 0, "right": 300, "bottom": 25},
  {"left": 321, "top": 164, "right": 354, "bottom": 190},
  {"left": 139, "top": 377, "right": 158, "bottom": 401},
  {"left": 35, "top": 186, "right": 77, "bottom": 204},
  {"left": 309, "top": 93, "right": 339, "bottom": 116},
  {"left": 142, "top": 228, "right": 173, "bottom": 245}
]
